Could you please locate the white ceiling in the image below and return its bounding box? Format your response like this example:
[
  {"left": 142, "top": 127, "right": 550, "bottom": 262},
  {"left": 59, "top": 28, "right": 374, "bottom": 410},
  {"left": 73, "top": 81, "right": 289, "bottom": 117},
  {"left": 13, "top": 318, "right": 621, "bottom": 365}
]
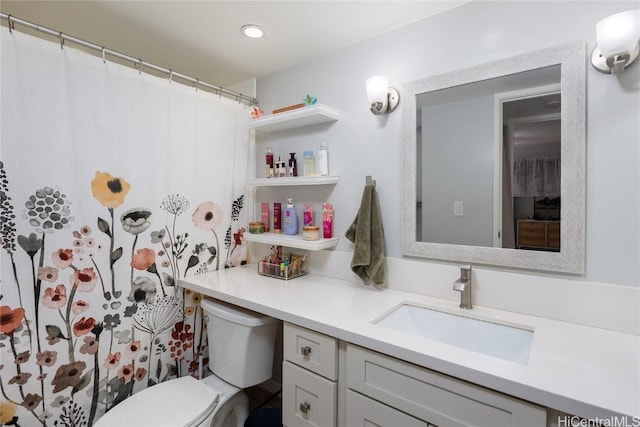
[{"left": 1, "top": 1, "right": 470, "bottom": 89}]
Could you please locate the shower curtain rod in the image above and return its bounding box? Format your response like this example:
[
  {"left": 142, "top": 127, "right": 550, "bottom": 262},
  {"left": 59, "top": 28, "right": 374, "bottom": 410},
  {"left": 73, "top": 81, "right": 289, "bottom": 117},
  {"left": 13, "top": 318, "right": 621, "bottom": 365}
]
[{"left": 0, "top": 13, "right": 259, "bottom": 106}]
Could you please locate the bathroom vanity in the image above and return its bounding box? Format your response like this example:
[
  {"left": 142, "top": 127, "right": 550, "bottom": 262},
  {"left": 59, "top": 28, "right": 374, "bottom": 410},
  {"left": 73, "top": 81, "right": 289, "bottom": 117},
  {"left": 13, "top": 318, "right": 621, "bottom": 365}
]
[{"left": 179, "top": 266, "right": 639, "bottom": 426}]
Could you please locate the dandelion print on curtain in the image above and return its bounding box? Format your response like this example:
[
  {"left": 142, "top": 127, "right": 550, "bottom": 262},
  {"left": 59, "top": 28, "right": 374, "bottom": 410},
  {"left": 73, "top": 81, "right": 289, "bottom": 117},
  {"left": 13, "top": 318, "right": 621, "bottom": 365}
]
[{"left": 0, "top": 29, "right": 250, "bottom": 426}]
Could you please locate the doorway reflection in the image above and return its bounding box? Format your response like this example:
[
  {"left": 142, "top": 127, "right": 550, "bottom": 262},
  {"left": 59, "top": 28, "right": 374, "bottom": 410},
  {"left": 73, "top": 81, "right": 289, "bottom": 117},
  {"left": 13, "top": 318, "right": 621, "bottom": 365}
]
[{"left": 501, "top": 94, "right": 561, "bottom": 252}]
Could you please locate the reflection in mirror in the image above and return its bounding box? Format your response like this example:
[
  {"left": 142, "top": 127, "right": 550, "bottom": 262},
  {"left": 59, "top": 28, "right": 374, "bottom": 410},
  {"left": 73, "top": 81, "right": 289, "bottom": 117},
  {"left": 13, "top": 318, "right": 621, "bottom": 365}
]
[{"left": 402, "top": 42, "right": 585, "bottom": 273}]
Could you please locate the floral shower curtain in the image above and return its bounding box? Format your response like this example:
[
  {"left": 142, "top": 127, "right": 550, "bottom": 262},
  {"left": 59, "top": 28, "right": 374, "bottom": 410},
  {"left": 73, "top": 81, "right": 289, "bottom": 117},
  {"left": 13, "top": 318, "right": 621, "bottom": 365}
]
[{"left": 0, "top": 30, "right": 250, "bottom": 426}]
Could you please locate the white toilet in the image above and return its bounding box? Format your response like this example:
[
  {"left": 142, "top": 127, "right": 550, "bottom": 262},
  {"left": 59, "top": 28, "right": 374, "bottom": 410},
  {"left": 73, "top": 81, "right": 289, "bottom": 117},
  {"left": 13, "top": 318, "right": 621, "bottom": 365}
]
[{"left": 95, "top": 298, "right": 279, "bottom": 427}]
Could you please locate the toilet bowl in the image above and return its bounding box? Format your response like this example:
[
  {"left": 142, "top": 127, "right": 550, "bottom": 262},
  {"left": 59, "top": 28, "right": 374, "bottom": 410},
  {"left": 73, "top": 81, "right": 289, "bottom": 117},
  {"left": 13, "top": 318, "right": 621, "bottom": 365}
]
[{"left": 95, "top": 298, "right": 278, "bottom": 427}]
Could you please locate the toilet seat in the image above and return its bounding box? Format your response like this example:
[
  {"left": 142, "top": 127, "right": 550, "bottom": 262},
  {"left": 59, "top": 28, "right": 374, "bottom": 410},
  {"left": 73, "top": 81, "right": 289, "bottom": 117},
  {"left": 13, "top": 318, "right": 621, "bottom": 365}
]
[{"left": 95, "top": 376, "right": 220, "bottom": 427}]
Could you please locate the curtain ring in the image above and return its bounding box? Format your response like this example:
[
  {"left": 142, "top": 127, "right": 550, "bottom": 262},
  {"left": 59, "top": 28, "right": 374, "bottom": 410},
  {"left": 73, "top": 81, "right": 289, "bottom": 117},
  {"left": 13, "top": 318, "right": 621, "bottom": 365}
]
[
  {"left": 59, "top": 32, "right": 65, "bottom": 50},
  {"left": 102, "top": 47, "right": 106, "bottom": 64},
  {"left": 135, "top": 58, "right": 142, "bottom": 74},
  {"left": 7, "top": 15, "right": 13, "bottom": 33},
  {"left": 194, "top": 78, "right": 199, "bottom": 91},
  {"left": 168, "top": 70, "right": 173, "bottom": 83}
]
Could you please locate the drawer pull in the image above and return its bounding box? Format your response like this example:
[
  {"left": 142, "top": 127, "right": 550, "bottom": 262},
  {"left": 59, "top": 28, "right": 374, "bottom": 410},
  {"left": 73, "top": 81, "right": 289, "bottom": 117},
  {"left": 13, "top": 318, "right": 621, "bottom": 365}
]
[
  {"left": 299, "top": 401, "right": 311, "bottom": 415},
  {"left": 301, "top": 346, "right": 312, "bottom": 357}
]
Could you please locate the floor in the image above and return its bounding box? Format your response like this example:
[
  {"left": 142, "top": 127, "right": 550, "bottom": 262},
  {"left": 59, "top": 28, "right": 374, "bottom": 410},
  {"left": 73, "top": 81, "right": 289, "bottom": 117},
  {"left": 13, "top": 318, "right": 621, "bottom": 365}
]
[{"left": 245, "top": 383, "right": 282, "bottom": 412}]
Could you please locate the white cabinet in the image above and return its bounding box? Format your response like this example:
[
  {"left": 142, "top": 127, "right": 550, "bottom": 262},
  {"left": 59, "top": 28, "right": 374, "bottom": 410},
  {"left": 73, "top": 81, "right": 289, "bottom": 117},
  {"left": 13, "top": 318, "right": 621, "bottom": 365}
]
[
  {"left": 347, "top": 390, "right": 431, "bottom": 427},
  {"left": 283, "top": 322, "right": 338, "bottom": 427},
  {"left": 346, "top": 344, "right": 547, "bottom": 427},
  {"left": 246, "top": 104, "right": 341, "bottom": 252}
]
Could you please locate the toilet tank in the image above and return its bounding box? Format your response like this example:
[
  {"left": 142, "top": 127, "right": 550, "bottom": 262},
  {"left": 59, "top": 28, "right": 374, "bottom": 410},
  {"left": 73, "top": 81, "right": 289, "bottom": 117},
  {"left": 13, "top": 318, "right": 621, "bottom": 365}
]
[{"left": 201, "top": 298, "right": 278, "bottom": 388}]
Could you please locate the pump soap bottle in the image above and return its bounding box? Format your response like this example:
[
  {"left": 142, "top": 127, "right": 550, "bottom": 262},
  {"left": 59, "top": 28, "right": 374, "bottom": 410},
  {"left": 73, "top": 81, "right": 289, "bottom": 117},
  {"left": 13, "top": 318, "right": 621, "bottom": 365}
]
[{"left": 283, "top": 198, "right": 298, "bottom": 235}]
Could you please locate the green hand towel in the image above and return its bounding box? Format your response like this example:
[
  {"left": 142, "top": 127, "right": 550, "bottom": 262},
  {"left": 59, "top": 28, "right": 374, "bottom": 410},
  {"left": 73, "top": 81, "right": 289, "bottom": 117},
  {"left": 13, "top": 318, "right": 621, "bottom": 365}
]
[{"left": 345, "top": 184, "right": 386, "bottom": 286}]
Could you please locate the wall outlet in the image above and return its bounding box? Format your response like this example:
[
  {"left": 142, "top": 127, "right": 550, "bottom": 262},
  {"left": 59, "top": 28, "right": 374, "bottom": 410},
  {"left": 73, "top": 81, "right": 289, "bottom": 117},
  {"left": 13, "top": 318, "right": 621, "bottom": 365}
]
[{"left": 453, "top": 201, "right": 464, "bottom": 216}]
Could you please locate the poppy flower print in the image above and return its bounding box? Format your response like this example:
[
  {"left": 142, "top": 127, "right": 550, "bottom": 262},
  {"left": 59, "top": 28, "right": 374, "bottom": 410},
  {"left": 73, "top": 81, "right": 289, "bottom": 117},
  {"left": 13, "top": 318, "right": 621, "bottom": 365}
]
[
  {"left": 125, "top": 340, "right": 141, "bottom": 358},
  {"left": 121, "top": 208, "right": 152, "bottom": 235},
  {"left": 103, "top": 352, "right": 121, "bottom": 370},
  {"left": 36, "top": 351, "right": 58, "bottom": 367},
  {"left": 117, "top": 363, "right": 134, "bottom": 382},
  {"left": 192, "top": 201, "right": 223, "bottom": 231},
  {"left": 73, "top": 317, "right": 96, "bottom": 337},
  {"left": 71, "top": 267, "right": 97, "bottom": 292},
  {"left": 79, "top": 337, "right": 99, "bottom": 355},
  {"left": 91, "top": 171, "right": 131, "bottom": 208},
  {"left": 37, "top": 266, "right": 59, "bottom": 283},
  {"left": 131, "top": 248, "right": 156, "bottom": 270},
  {"left": 43, "top": 285, "right": 67, "bottom": 309},
  {"left": 0, "top": 306, "right": 25, "bottom": 335},
  {"left": 72, "top": 300, "right": 90, "bottom": 315},
  {"left": 52, "top": 248, "right": 74, "bottom": 269},
  {"left": 134, "top": 367, "right": 147, "bottom": 382},
  {"left": 51, "top": 361, "right": 87, "bottom": 393}
]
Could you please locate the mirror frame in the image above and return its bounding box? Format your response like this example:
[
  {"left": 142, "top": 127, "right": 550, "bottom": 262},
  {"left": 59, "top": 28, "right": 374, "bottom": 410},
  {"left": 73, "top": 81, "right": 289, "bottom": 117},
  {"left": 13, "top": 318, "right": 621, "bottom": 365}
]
[{"left": 402, "top": 41, "right": 585, "bottom": 274}]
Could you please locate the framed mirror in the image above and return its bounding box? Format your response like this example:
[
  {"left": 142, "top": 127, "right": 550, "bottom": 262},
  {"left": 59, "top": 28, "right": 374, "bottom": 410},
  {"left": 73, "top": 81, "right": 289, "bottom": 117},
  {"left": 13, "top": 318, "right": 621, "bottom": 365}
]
[{"left": 402, "top": 42, "right": 585, "bottom": 273}]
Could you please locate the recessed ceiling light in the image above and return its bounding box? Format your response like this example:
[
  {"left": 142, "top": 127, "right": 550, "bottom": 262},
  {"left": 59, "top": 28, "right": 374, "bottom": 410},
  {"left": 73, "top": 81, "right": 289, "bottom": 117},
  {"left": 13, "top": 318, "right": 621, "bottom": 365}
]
[{"left": 241, "top": 24, "right": 265, "bottom": 39}]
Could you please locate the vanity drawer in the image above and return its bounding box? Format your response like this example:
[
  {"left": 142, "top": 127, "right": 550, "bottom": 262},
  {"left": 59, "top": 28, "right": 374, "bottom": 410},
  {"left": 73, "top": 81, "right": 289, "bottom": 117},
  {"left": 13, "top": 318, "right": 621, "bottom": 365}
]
[
  {"left": 347, "top": 389, "right": 431, "bottom": 427},
  {"left": 282, "top": 361, "right": 337, "bottom": 427},
  {"left": 347, "top": 344, "right": 546, "bottom": 427},
  {"left": 284, "top": 322, "right": 338, "bottom": 380}
]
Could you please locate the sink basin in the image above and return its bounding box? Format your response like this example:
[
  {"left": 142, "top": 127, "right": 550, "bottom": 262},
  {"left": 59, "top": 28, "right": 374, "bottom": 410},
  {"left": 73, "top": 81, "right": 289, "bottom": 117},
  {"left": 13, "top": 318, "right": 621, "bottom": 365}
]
[{"left": 374, "top": 303, "right": 533, "bottom": 364}]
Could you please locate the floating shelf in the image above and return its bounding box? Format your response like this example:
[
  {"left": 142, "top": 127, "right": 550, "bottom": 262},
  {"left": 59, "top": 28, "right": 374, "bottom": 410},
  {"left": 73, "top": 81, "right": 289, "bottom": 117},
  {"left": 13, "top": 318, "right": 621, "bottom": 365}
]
[
  {"left": 246, "top": 175, "right": 339, "bottom": 187},
  {"left": 245, "top": 232, "right": 339, "bottom": 251},
  {"left": 247, "top": 104, "right": 341, "bottom": 133}
]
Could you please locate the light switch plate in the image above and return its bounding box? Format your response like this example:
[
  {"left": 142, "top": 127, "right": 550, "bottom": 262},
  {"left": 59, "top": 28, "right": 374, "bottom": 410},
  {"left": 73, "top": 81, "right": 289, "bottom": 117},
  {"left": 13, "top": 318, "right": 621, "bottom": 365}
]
[{"left": 453, "top": 201, "right": 464, "bottom": 216}]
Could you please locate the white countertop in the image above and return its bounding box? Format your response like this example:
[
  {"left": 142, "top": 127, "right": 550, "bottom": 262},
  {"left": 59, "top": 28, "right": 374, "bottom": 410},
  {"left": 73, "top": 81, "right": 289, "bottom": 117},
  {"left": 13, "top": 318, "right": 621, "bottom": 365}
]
[{"left": 179, "top": 265, "right": 640, "bottom": 421}]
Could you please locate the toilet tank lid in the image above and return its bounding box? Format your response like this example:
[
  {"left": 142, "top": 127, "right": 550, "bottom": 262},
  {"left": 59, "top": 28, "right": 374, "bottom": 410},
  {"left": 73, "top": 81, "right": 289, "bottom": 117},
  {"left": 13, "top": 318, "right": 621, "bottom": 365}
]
[
  {"left": 94, "top": 376, "right": 219, "bottom": 427},
  {"left": 201, "top": 298, "right": 276, "bottom": 327}
]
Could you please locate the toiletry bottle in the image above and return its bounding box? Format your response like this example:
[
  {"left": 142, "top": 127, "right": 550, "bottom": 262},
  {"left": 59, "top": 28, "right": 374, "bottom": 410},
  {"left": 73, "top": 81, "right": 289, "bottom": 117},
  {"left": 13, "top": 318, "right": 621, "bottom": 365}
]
[
  {"left": 276, "top": 156, "right": 286, "bottom": 178},
  {"left": 303, "top": 151, "right": 316, "bottom": 176},
  {"left": 318, "top": 141, "right": 329, "bottom": 176},
  {"left": 322, "top": 202, "right": 333, "bottom": 238},
  {"left": 303, "top": 203, "right": 314, "bottom": 226},
  {"left": 266, "top": 147, "right": 274, "bottom": 178},
  {"left": 288, "top": 153, "right": 298, "bottom": 177},
  {"left": 283, "top": 198, "right": 298, "bottom": 235},
  {"left": 273, "top": 203, "right": 282, "bottom": 233},
  {"left": 261, "top": 202, "right": 270, "bottom": 232}
]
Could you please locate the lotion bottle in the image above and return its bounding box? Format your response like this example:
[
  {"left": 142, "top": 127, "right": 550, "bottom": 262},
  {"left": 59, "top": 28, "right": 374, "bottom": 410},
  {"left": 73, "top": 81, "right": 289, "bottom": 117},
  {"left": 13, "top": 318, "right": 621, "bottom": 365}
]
[
  {"left": 283, "top": 198, "right": 298, "bottom": 235},
  {"left": 318, "top": 141, "right": 329, "bottom": 176}
]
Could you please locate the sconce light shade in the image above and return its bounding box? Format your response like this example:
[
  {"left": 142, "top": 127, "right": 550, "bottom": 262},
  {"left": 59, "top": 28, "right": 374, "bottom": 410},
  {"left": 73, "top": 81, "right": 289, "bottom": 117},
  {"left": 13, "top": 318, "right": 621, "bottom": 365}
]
[
  {"left": 366, "top": 75, "right": 400, "bottom": 115},
  {"left": 592, "top": 10, "right": 640, "bottom": 74}
]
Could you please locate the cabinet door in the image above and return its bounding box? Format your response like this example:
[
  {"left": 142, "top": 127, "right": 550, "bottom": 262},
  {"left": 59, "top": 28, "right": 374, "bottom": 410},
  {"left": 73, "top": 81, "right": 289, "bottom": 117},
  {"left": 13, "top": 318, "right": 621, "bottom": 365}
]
[
  {"left": 517, "top": 221, "right": 546, "bottom": 248},
  {"left": 547, "top": 222, "right": 560, "bottom": 249},
  {"left": 347, "top": 344, "right": 546, "bottom": 427},
  {"left": 283, "top": 361, "right": 337, "bottom": 427},
  {"left": 347, "top": 389, "right": 430, "bottom": 427}
]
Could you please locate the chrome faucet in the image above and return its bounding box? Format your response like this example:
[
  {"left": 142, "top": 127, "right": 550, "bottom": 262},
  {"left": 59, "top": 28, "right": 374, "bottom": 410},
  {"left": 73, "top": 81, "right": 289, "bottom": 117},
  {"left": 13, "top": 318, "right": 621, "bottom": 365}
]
[{"left": 452, "top": 265, "right": 472, "bottom": 309}]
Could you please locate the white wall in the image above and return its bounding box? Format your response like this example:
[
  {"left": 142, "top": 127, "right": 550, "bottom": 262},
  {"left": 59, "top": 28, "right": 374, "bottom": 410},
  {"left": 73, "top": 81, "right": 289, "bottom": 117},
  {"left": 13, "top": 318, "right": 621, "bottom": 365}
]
[
  {"left": 256, "top": 0, "right": 639, "bottom": 288},
  {"left": 422, "top": 95, "right": 494, "bottom": 246}
]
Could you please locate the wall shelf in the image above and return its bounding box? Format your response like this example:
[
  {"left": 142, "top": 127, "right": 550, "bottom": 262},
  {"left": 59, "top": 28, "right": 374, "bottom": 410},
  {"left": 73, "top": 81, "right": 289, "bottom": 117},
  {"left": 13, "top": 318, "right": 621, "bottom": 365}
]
[
  {"left": 247, "top": 104, "right": 341, "bottom": 133},
  {"left": 245, "top": 232, "right": 339, "bottom": 251},
  {"left": 247, "top": 176, "right": 339, "bottom": 187}
]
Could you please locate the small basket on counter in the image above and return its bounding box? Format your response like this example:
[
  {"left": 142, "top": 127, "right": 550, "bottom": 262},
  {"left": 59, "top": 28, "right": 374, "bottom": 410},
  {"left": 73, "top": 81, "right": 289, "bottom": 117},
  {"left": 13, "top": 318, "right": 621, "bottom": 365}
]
[{"left": 258, "top": 246, "right": 309, "bottom": 280}]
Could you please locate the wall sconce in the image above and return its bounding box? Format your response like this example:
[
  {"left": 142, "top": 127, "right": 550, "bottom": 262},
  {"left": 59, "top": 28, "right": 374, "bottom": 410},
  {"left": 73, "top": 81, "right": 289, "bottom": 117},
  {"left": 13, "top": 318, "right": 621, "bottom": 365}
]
[
  {"left": 591, "top": 10, "right": 640, "bottom": 74},
  {"left": 366, "top": 75, "right": 400, "bottom": 115}
]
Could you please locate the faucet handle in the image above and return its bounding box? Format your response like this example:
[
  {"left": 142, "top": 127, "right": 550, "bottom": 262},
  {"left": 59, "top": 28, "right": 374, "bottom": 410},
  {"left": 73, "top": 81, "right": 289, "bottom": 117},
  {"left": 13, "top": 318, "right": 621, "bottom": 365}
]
[{"left": 460, "top": 264, "right": 471, "bottom": 279}]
